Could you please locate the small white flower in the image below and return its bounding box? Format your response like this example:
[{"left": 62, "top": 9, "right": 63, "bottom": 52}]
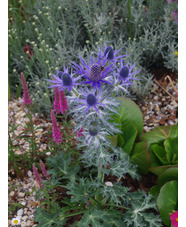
[
  {"left": 45, "top": 60, "right": 49, "bottom": 64},
  {"left": 32, "top": 22, "right": 35, "bottom": 25},
  {"left": 44, "top": 93, "right": 47, "bottom": 96},
  {"left": 26, "top": 39, "right": 29, "bottom": 43},
  {"left": 46, "top": 44, "right": 49, "bottom": 48},
  {"left": 49, "top": 48, "right": 52, "bottom": 51},
  {"left": 36, "top": 82, "right": 40, "bottom": 86},
  {"left": 11, "top": 217, "right": 21, "bottom": 225},
  {"left": 20, "top": 56, "right": 23, "bottom": 59},
  {"left": 13, "top": 69, "right": 16, "bottom": 72},
  {"left": 31, "top": 41, "right": 35, "bottom": 45},
  {"left": 55, "top": 67, "right": 59, "bottom": 70},
  {"left": 85, "top": 40, "right": 89, "bottom": 43},
  {"left": 95, "top": 42, "right": 98, "bottom": 45},
  {"left": 23, "top": 20, "right": 25, "bottom": 24},
  {"left": 48, "top": 73, "right": 52, "bottom": 76},
  {"left": 35, "top": 28, "right": 38, "bottom": 32},
  {"left": 38, "top": 10, "right": 42, "bottom": 14},
  {"left": 46, "top": 6, "right": 49, "bottom": 9},
  {"left": 105, "top": 182, "right": 113, "bottom": 187},
  {"left": 26, "top": 51, "right": 29, "bottom": 54},
  {"left": 58, "top": 6, "right": 61, "bottom": 9}
]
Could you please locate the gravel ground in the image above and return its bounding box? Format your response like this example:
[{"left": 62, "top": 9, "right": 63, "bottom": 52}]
[{"left": 8, "top": 78, "right": 178, "bottom": 226}]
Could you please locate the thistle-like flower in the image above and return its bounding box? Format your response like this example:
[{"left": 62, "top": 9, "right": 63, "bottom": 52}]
[
  {"left": 40, "top": 160, "right": 51, "bottom": 180},
  {"left": 96, "top": 44, "right": 127, "bottom": 63},
  {"left": 71, "top": 88, "right": 105, "bottom": 114},
  {"left": 114, "top": 60, "right": 140, "bottom": 86},
  {"left": 54, "top": 87, "right": 68, "bottom": 114},
  {"left": 78, "top": 122, "right": 110, "bottom": 147},
  {"left": 48, "top": 66, "right": 81, "bottom": 93},
  {"left": 71, "top": 54, "right": 113, "bottom": 90},
  {"left": 32, "top": 164, "right": 43, "bottom": 187},
  {"left": 50, "top": 110, "right": 62, "bottom": 143},
  {"left": 20, "top": 72, "right": 31, "bottom": 106}
]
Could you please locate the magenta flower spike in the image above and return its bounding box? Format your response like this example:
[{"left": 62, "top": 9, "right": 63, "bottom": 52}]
[
  {"left": 59, "top": 90, "right": 68, "bottom": 114},
  {"left": 40, "top": 160, "right": 51, "bottom": 180},
  {"left": 20, "top": 72, "right": 31, "bottom": 106},
  {"left": 54, "top": 88, "right": 68, "bottom": 114},
  {"left": 76, "top": 127, "right": 84, "bottom": 137},
  {"left": 32, "top": 164, "right": 43, "bottom": 187},
  {"left": 53, "top": 87, "right": 61, "bottom": 114},
  {"left": 51, "top": 110, "right": 62, "bottom": 143}
]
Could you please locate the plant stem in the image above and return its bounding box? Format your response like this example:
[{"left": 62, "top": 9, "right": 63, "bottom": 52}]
[
  {"left": 128, "top": 0, "right": 132, "bottom": 40},
  {"left": 104, "top": 203, "right": 129, "bottom": 210},
  {"left": 59, "top": 210, "right": 86, "bottom": 220}
]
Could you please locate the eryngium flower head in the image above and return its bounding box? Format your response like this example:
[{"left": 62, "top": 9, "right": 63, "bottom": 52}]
[
  {"left": 114, "top": 60, "right": 140, "bottom": 86},
  {"left": 20, "top": 72, "right": 31, "bottom": 106},
  {"left": 71, "top": 88, "right": 105, "bottom": 114},
  {"left": 78, "top": 122, "right": 110, "bottom": 147},
  {"left": 48, "top": 66, "right": 81, "bottom": 93},
  {"left": 71, "top": 54, "right": 113, "bottom": 90},
  {"left": 96, "top": 44, "right": 127, "bottom": 63}
]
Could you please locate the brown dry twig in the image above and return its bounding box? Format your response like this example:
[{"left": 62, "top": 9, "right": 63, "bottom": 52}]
[
  {"left": 165, "top": 75, "right": 178, "bottom": 97},
  {"left": 154, "top": 78, "right": 178, "bottom": 102}
]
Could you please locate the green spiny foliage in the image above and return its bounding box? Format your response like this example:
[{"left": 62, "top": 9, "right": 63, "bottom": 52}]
[
  {"left": 122, "top": 191, "right": 162, "bottom": 227},
  {"left": 47, "top": 152, "right": 79, "bottom": 180}
]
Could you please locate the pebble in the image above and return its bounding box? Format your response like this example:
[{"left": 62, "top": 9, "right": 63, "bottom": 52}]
[
  {"left": 17, "top": 208, "right": 23, "bottom": 216},
  {"left": 21, "top": 201, "right": 27, "bottom": 206},
  {"left": 26, "top": 220, "right": 31, "bottom": 226},
  {"left": 10, "top": 191, "right": 15, "bottom": 196},
  {"left": 19, "top": 192, "right": 25, "bottom": 197},
  {"left": 22, "top": 215, "right": 28, "bottom": 221},
  {"left": 27, "top": 171, "right": 32, "bottom": 177},
  {"left": 46, "top": 152, "right": 51, "bottom": 156}
]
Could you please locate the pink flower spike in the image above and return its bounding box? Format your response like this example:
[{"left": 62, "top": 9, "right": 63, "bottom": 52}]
[
  {"left": 32, "top": 164, "right": 43, "bottom": 188},
  {"left": 76, "top": 127, "right": 84, "bottom": 137},
  {"left": 170, "top": 210, "right": 178, "bottom": 227},
  {"left": 40, "top": 160, "right": 51, "bottom": 180},
  {"left": 59, "top": 90, "right": 68, "bottom": 114},
  {"left": 51, "top": 110, "right": 62, "bottom": 143},
  {"left": 53, "top": 87, "right": 61, "bottom": 114},
  {"left": 20, "top": 72, "right": 31, "bottom": 106}
]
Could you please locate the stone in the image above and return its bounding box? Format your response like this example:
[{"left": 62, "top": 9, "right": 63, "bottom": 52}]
[
  {"left": 19, "top": 192, "right": 25, "bottom": 197},
  {"left": 153, "top": 96, "right": 158, "bottom": 101},
  {"left": 17, "top": 208, "right": 23, "bottom": 216},
  {"left": 46, "top": 152, "right": 51, "bottom": 156},
  {"left": 26, "top": 220, "right": 32, "bottom": 226},
  {"left": 27, "top": 171, "right": 32, "bottom": 177},
  {"left": 22, "top": 216, "right": 28, "bottom": 221},
  {"left": 10, "top": 191, "right": 15, "bottom": 197},
  {"left": 21, "top": 201, "right": 27, "bottom": 206}
]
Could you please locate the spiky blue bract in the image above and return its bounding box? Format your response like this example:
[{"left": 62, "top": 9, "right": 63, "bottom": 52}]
[
  {"left": 95, "top": 44, "right": 128, "bottom": 63},
  {"left": 71, "top": 53, "right": 113, "bottom": 90},
  {"left": 114, "top": 60, "right": 140, "bottom": 86},
  {"left": 77, "top": 122, "right": 111, "bottom": 148},
  {"left": 47, "top": 66, "right": 81, "bottom": 93}
]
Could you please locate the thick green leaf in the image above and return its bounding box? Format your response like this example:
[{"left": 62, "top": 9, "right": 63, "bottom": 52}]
[
  {"left": 140, "top": 125, "right": 178, "bottom": 149},
  {"left": 158, "top": 167, "right": 178, "bottom": 187},
  {"left": 157, "top": 181, "right": 178, "bottom": 226},
  {"left": 130, "top": 141, "right": 150, "bottom": 174},
  {"left": 121, "top": 124, "right": 138, "bottom": 155},
  {"left": 151, "top": 144, "right": 168, "bottom": 165},
  {"left": 112, "top": 97, "right": 143, "bottom": 136},
  {"left": 117, "top": 134, "right": 124, "bottom": 147},
  {"left": 149, "top": 165, "right": 177, "bottom": 176},
  {"left": 149, "top": 185, "right": 161, "bottom": 199},
  {"left": 164, "top": 137, "right": 178, "bottom": 164}
]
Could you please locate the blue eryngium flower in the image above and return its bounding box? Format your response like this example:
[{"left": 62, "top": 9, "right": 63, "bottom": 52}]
[
  {"left": 115, "top": 60, "right": 140, "bottom": 86},
  {"left": 71, "top": 54, "right": 113, "bottom": 90},
  {"left": 47, "top": 67, "right": 80, "bottom": 93},
  {"left": 72, "top": 88, "right": 105, "bottom": 114},
  {"left": 96, "top": 44, "right": 127, "bottom": 63}
]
